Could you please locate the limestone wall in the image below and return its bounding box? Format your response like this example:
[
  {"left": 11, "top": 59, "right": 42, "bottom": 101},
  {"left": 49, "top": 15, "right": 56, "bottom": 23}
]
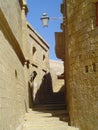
[
  {"left": 27, "top": 23, "right": 50, "bottom": 104},
  {"left": 0, "top": 28, "right": 27, "bottom": 130},
  {"left": 0, "top": 0, "right": 29, "bottom": 130},
  {"left": 65, "top": 0, "right": 98, "bottom": 130},
  {"left": 0, "top": 0, "right": 22, "bottom": 48},
  {"left": 49, "top": 60, "right": 64, "bottom": 92}
]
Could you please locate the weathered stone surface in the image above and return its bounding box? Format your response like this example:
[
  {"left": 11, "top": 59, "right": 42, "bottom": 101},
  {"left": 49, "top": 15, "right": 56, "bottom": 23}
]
[
  {"left": 49, "top": 59, "right": 64, "bottom": 92},
  {"left": 60, "top": 0, "right": 98, "bottom": 130},
  {"left": 0, "top": 0, "right": 22, "bottom": 47},
  {"left": 0, "top": 0, "right": 50, "bottom": 130},
  {"left": 27, "top": 23, "right": 50, "bottom": 105},
  {"left": 0, "top": 27, "right": 27, "bottom": 130}
]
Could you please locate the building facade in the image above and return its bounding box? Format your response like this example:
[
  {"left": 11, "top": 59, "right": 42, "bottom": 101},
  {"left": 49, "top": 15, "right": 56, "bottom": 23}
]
[
  {"left": 49, "top": 59, "right": 64, "bottom": 92},
  {"left": 27, "top": 23, "right": 50, "bottom": 105},
  {"left": 0, "top": 0, "right": 29, "bottom": 130},
  {"left": 0, "top": 0, "right": 50, "bottom": 130},
  {"left": 55, "top": 0, "right": 98, "bottom": 130}
]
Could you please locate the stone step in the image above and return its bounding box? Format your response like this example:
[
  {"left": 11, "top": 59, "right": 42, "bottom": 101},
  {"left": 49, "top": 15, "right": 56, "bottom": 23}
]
[
  {"left": 41, "top": 98, "right": 65, "bottom": 105},
  {"left": 23, "top": 122, "right": 68, "bottom": 127},
  {"left": 23, "top": 127, "right": 79, "bottom": 130},
  {"left": 23, "top": 122, "right": 79, "bottom": 130},
  {"left": 24, "top": 116, "right": 61, "bottom": 122},
  {"left": 23, "top": 125, "right": 73, "bottom": 130},
  {"left": 24, "top": 112, "right": 68, "bottom": 125},
  {"left": 23, "top": 121, "right": 78, "bottom": 130},
  {"left": 25, "top": 111, "right": 52, "bottom": 117},
  {"left": 33, "top": 103, "right": 66, "bottom": 110}
]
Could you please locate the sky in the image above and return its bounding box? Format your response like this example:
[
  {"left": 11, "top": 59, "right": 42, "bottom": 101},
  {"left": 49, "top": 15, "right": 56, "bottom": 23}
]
[{"left": 26, "top": 0, "right": 62, "bottom": 60}]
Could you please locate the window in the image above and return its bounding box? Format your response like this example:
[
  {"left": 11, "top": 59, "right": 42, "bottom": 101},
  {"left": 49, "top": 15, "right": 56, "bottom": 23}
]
[
  {"left": 85, "top": 66, "right": 88, "bottom": 73},
  {"left": 32, "top": 47, "right": 37, "bottom": 62},
  {"left": 32, "top": 47, "right": 36, "bottom": 55},
  {"left": 92, "top": 63, "right": 96, "bottom": 72},
  {"left": 15, "top": 70, "right": 18, "bottom": 78},
  {"left": 43, "top": 55, "right": 45, "bottom": 61}
]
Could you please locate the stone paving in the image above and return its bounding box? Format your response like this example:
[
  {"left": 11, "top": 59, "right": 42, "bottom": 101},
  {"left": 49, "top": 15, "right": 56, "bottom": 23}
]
[{"left": 22, "top": 109, "right": 79, "bottom": 130}]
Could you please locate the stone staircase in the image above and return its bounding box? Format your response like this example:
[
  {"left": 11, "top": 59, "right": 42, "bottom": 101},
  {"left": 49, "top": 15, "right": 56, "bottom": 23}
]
[
  {"left": 33, "top": 103, "right": 69, "bottom": 122},
  {"left": 20, "top": 84, "right": 79, "bottom": 130},
  {"left": 21, "top": 109, "right": 79, "bottom": 130}
]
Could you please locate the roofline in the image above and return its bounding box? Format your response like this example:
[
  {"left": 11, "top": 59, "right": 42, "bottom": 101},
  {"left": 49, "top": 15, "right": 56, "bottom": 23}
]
[{"left": 27, "top": 22, "right": 50, "bottom": 49}]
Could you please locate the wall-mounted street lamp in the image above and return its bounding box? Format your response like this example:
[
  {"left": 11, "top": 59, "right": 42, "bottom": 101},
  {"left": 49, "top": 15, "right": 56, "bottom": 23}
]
[
  {"left": 40, "top": 13, "right": 49, "bottom": 27},
  {"left": 40, "top": 13, "right": 65, "bottom": 27}
]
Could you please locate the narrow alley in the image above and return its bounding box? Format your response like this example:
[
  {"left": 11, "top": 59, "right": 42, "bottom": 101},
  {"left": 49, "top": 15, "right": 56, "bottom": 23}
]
[{"left": 0, "top": 0, "right": 98, "bottom": 130}]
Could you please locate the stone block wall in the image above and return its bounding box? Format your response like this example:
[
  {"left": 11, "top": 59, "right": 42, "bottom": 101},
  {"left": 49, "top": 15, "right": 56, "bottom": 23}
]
[
  {"left": 49, "top": 60, "right": 65, "bottom": 104},
  {"left": 0, "top": 0, "right": 29, "bottom": 130},
  {"left": 27, "top": 23, "right": 50, "bottom": 105},
  {"left": 0, "top": 28, "right": 27, "bottom": 130},
  {"left": 0, "top": 0, "right": 22, "bottom": 48},
  {"left": 65, "top": 0, "right": 98, "bottom": 130},
  {"left": 49, "top": 60, "right": 64, "bottom": 92}
]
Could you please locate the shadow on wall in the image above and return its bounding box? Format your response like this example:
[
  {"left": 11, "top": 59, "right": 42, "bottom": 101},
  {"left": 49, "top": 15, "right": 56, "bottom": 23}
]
[
  {"left": 28, "top": 71, "right": 37, "bottom": 108},
  {"left": 34, "top": 72, "right": 65, "bottom": 105},
  {"left": 28, "top": 81, "right": 34, "bottom": 108}
]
